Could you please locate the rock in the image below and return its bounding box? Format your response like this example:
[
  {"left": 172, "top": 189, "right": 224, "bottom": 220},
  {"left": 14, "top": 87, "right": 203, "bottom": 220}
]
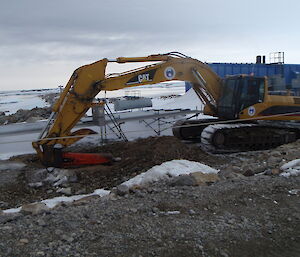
[
  {"left": 219, "top": 250, "right": 229, "bottom": 257},
  {"left": 267, "top": 156, "right": 280, "bottom": 167},
  {"left": 271, "top": 151, "right": 282, "bottom": 158},
  {"left": 56, "top": 187, "right": 72, "bottom": 195},
  {"left": 54, "top": 229, "right": 63, "bottom": 235},
  {"left": 37, "top": 219, "right": 47, "bottom": 227},
  {"left": 19, "top": 238, "right": 29, "bottom": 244},
  {"left": 75, "top": 188, "right": 87, "bottom": 195},
  {"left": 189, "top": 209, "right": 196, "bottom": 215},
  {"left": 21, "top": 202, "right": 50, "bottom": 215},
  {"left": 53, "top": 176, "right": 68, "bottom": 187},
  {"left": 101, "top": 193, "right": 118, "bottom": 201},
  {"left": 218, "top": 170, "right": 245, "bottom": 180},
  {"left": 288, "top": 189, "right": 300, "bottom": 195},
  {"left": 116, "top": 184, "right": 129, "bottom": 196},
  {"left": 190, "top": 172, "right": 220, "bottom": 185},
  {"left": 0, "top": 201, "right": 9, "bottom": 208},
  {"left": 256, "top": 165, "right": 268, "bottom": 174},
  {"left": 129, "top": 208, "right": 138, "bottom": 213},
  {"left": 0, "top": 116, "right": 7, "bottom": 125},
  {"left": 164, "top": 211, "right": 180, "bottom": 215},
  {"left": 133, "top": 190, "right": 146, "bottom": 198},
  {"left": 28, "top": 182, "right": 43, "bottom": 188},
  {"left": 224, "top": 165, "right": 241, "bottom": 173},
  {"left": 72, "top": 195, "right": 100, "bottom": 206},
  {"left": 243, "top": 169, "right": 256, "bottom": 177},
  {"left": 152, "top": 207, "right": 160, "bottom": 213},
  {"left": 264, "top": 168, "right": 281, "bottom": 175},
  {"left": 25, "top": 169, "right": 48, "bottom": 183},
  {"left": 60, "top": 169, "right": 78, "bottom": 183},
  {"left": 170, "top": 175, "right": 197, "bottom": 187},
  {"left": 61, "top": 234, "right": 74, "bottom": 243},
  {"left": 46, "top": 169, "right": 78, "bottom": 186}
]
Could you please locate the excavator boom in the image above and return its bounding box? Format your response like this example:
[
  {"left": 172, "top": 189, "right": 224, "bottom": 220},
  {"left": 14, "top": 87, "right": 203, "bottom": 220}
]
[
  {"left": 33, "top": 52, "right": 222, "bottom": 166},
  {"left": 33, "top": 52, "right": 300, "bottom": 166}
]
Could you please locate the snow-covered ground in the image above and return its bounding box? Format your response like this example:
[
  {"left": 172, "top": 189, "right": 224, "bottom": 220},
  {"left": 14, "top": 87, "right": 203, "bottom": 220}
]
[
  {"left": 0, "top": 82, "right": 185, "bottom": 115},
  {"left": 0, "top": 88, "right": 58, "bottom": 114},
  {"left": 0, "top": 84, "right": 206, "bottom": 160}
]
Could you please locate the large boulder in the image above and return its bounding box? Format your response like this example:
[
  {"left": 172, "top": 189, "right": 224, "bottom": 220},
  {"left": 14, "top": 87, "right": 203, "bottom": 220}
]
[
  {"left": 170, "top": 172, "right": 220, "bottom": 187},
  {"left": 25, "top": 116, "right": 44, "bottom": 123},
  {"left": 190, "top": 172, "right": 220, "bottom": 185},
  {"left": 25, "top": 169, "right": 48, "bottom": 184},
  {"left": 21, "top": 202, "right": 50, "bottom": 215}
]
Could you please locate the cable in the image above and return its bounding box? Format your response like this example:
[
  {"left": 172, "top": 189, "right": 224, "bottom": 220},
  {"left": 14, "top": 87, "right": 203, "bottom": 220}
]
[{"left": 164, "top": 52, "right": 190, "bottom": 58}]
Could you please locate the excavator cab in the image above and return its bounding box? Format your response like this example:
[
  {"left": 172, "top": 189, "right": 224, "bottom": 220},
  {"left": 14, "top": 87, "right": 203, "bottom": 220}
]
[{"left": 217, "top": 75, "right": 265, "bottom": 119}]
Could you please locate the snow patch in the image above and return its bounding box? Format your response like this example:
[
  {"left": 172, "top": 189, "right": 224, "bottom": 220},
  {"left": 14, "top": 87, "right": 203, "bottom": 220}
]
[
  {"left": 3, "top": 189, "right": 110, "bottom": 214},
  {"left": 122, "top": 159, "right": 218, "bottom": 188},
  {"left": 280, "top": 159, "right": 300, "bottom": 177},
  {"left": 2, "top": 207, "right": 21, "bottom": 214},
  {"left": 41, "top": 188, "right": 110, "bottom": 208}
]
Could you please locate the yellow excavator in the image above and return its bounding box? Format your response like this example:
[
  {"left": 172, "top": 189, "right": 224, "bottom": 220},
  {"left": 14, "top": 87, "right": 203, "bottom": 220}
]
[{"left": 32, "top": 52, "right": 300, "bottom": 167}]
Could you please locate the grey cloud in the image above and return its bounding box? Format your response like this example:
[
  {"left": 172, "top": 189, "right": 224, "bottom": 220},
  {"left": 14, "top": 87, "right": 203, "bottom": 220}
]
[{"left": 0, "top": 0, "right": 300, "bottom": 90}]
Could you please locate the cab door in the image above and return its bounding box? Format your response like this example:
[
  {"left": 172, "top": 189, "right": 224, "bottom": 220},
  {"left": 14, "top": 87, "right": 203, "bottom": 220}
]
[
  {"left": 217, "top": 78, "right": 241, "bottom": 119},
  {"left": 238, "top": 77, "right": 265, "bottom": 114},
  {"left": 218, "top": 76, "right": 265, "bottom": 120}
]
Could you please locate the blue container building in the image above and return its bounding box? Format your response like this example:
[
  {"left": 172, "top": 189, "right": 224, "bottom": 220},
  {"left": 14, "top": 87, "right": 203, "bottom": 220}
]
[{"left": 185, "top": 62, "right": 300, "bottom": 95}]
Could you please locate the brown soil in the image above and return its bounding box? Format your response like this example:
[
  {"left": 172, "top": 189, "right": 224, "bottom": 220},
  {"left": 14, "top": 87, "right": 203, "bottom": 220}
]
[
  {"left": 1, "top": 136, "right": 299, "bottom": 256},
  {"left": 2, "top": 136, "right": 226, "bottom": 208}
]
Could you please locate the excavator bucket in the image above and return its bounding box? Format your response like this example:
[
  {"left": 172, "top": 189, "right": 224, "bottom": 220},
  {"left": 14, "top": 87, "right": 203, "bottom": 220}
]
[
  {"left": 61, "top": 152, "right": 113, "bottom": 168},
  {"left": 41, "top": 145, "right": 113, "bottom": 168}
]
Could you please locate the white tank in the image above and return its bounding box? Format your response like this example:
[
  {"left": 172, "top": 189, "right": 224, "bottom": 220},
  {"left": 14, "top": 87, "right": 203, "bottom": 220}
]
[{"left": 114, "top": 98, "right": 152, "bottom": 111}]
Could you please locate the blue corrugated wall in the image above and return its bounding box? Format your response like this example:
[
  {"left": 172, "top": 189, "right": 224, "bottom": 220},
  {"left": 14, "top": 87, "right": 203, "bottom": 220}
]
[
  {"left": 208, "top": 63, "right": 300, "bottom": 84},
  {"left": 208, "top": 63, "right": 281, "bottom": 79},
  {"left": 185, "top": 63, "right": 300, "bottom": 91}
]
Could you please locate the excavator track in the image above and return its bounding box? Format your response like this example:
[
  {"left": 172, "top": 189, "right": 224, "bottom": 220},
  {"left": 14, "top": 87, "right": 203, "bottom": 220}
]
[
  {"left": 172, "top": 119, "right": 217, "bottom": 140},
  {"left": 201, "top": 123, "right": 298, "bottom": 153},
  {"left": 173, "top": 119, "right": 300, "bottom": 153}
]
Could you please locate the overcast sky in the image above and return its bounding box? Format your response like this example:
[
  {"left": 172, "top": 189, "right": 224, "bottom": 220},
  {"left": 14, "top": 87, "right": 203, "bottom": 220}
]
[{"left": 1, "top": 0, "right": 300, "bottom": 90}]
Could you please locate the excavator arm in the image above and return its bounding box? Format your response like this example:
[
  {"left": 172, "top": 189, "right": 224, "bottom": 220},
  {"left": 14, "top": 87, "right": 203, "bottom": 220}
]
[{"left": 33, "top": 52, "right": 222, "bottom": 166}]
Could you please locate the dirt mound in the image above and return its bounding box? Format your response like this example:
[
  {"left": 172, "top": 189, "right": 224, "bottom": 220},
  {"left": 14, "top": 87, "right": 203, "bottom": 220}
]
[
  {"left": 1, "top": 136, "right": 299, "bottom": 256},
  {"left": 69, "top": 136, "right": 225, "bottom": 191},
  {"left": 41, "top": 92, "right": 59, "bottom": 105},
  {"left": 0, "top": 107, "right": 52, "bottom": 125},
  {"left": 0, "top": 91, "right": 60, "bottom": 125},
  {"left": 2, "top": 136, "right": 224, "bottom": 208}
]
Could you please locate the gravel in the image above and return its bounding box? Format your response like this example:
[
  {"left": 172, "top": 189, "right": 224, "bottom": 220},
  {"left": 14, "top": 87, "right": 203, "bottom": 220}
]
[
  {"left": 0, "top": 175, "right": 299, "bottom": 257},
  {"left": 0, "top": 137, "right": 300, "bottom": 256}
]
